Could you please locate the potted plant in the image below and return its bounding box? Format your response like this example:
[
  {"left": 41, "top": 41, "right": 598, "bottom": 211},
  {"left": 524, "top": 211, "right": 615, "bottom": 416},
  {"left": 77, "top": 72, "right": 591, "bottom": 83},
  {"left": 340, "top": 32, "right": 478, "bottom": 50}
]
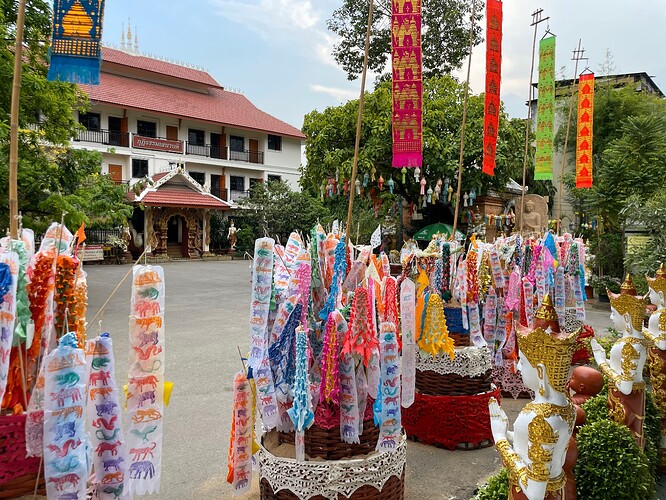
[{"left": 588, "top": 275, "right": 622, "bottom": 302}]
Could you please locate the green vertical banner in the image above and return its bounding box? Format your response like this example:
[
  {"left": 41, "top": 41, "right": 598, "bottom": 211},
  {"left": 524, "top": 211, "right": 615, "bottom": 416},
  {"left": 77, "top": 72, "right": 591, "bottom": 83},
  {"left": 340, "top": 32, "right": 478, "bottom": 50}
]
[{"left": 534, "top": 35, "right": 556, "bottom": 180}]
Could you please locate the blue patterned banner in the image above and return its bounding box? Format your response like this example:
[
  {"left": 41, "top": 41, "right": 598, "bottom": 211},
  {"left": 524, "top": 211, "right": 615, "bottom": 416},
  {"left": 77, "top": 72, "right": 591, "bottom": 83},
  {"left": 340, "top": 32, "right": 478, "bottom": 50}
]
[{"left": 48, "top": 0, "right": 106, "bottom": 84}]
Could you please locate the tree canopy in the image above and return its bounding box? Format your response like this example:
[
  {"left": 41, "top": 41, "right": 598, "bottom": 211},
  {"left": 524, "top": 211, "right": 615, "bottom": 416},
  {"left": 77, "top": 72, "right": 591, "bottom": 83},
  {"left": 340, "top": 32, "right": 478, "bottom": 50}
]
[
  {"left": 0, "top": 0, "right": 132, "bottom": 232},
  {"left": 327, "top": 0, "right": 483, "bottom": 80},
  {"left": 302, "top": 75, "right": 540, "bottom": 208}
]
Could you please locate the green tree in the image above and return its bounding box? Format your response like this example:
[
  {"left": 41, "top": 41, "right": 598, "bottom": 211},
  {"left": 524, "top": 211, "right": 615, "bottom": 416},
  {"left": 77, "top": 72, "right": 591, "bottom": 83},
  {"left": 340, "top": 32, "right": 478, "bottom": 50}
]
[
  {"left": 235, "top": 181, "right": 330, "bottom": 248},
  {"left": 327, "top": 0, "right": 482, "bottom": 80},
  {"left": 0, "top": 0, "right": 132, "bottom": 232},
  {"left": 302, "top": 76, "right": 539, "bottom": 206}
]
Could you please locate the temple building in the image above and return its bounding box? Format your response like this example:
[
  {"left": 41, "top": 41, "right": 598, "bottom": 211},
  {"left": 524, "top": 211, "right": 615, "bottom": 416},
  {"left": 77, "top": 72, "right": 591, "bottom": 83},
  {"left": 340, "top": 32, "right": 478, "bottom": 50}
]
[{"left": 71, "top": 41, "right": 305, "bottom": 258}]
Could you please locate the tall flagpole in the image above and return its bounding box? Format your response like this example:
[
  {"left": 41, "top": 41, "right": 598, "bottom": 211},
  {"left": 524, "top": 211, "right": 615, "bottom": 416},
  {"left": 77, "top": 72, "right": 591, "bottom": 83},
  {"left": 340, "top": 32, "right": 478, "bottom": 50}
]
[
  {"left": 9, "top": 0, "right": 28, "bottom": 239},
  {"left": 345, "top": 0, "right": 374, "bottom": 241},
  {"left": 519, "top": 9, "right": 548, "bottom": 233},
  {"left": 556, "top": 39, "right": 586, "bottom": 235},
  {"left": 451, "top": 0, "right": 477, "bottom": 239}
]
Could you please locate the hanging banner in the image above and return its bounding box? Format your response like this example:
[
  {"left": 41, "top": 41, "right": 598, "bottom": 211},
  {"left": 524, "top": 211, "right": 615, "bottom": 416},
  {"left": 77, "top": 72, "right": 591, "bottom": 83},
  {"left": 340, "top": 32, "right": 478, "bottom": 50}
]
[
  {"left": 126, "top": 265, "right": 166, "bottom": 495},
  {"left": 534, "top": 35, "right": 556, "bottom": 180},
  {"left": 391, "top": 0, "right": 423, "bottom": 168},
  {"left": 48, "top": 0, "right": 106, "bottom": 84},
  {"left": 482, "top": 0, "right": 503, "bottom": 176},
  {"left": 576, "top": 73, "right": 595, "bottom": 188}
]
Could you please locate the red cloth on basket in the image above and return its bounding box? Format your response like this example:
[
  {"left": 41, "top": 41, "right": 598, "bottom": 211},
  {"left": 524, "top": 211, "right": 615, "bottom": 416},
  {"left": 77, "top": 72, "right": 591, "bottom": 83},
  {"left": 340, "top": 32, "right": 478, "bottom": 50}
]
[
  {"left": 402, "top": 387, "right": 500, "bottom": 450},
  {"left": 0, "top": 414, "right": 42, "bottom": 485}
]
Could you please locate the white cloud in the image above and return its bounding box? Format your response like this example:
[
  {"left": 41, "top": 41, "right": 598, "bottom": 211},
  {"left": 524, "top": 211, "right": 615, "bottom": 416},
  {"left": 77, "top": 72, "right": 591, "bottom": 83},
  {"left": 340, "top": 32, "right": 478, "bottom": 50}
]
[
  {"left": 209, "top": 0, "right": 319, "bottom": 35},
  {"left": 311, "top": 84, "right": 358, "bottom": 102}
]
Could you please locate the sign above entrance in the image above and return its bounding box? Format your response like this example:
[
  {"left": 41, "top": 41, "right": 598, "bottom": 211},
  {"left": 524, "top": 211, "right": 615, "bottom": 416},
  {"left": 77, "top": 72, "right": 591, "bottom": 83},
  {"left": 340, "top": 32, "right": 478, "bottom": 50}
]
[{"left": 133, "top": 135, "right": 184, "bottom": 154}]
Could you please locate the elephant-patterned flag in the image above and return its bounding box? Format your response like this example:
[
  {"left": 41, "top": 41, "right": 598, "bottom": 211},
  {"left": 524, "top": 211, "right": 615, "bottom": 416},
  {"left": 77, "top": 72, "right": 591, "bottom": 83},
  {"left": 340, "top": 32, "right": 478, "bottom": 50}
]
[
  {"left": 126, "top": 265, "right": 166, "bottom": 495},
  {"left": 482, "top": 0, "right": 503, "bottom": 176},
  {"left": 392, "top": 0, "right": 423, "bottom": 168},
  {"left": 49, "top": 0, "right": 106, "bottom": 84}
]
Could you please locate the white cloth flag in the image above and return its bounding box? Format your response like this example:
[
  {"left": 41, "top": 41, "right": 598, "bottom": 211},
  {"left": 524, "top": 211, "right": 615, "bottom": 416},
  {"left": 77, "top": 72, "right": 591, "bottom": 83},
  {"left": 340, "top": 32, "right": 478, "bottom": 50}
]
[
  {"left": 126, "top": 265, "right": 166, "bottom": 495},
  {"left": 400, "top": 278, "right": 416, "bottom": 408},
  {"left": 0, "top": 251, "right": 18, "bottom": 402},
  {"left": 370, "top": 225, "right": 382, "bottom": 249}
]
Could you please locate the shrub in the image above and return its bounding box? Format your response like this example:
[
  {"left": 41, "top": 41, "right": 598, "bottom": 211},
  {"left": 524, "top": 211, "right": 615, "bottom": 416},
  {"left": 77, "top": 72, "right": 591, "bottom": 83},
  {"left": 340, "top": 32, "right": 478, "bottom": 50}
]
[
  {"left": 575, "top": 420, "right": 655, "bottom": 499},
  {"left": 473, "top": 468, "right": 509, "bottom": 500},
  {"left": 581, "top": 391, "right": 609, "bottom": 425}
]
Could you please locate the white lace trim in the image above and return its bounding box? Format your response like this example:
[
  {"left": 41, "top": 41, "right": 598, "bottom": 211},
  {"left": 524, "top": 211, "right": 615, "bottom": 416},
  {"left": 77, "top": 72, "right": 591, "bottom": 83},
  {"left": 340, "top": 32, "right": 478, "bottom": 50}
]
[
  {"left": 416, "top": 346, "right": 492, "bottom": 377},
  {"left": 258, "top": 435, "right": 406, "bottom": 499}
]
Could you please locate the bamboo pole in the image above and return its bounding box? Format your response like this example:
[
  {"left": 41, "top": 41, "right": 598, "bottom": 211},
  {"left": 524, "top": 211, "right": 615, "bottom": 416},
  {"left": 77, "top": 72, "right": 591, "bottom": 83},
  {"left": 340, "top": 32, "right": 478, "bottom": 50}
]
[
  {"left": 345, "top": 0, "right": 374, "bottom": 242},
  {"left": 451, "top": 0, "right": 478, "bottom": 238},
  {"left": 9, "top": 0, "right": 27, "bottom": 239},
  {"left": 557, "top": 39, "right": 584, "bottom": 235},
  {"left": 519, "top": 10, "right": 548, "bottom": 233}
]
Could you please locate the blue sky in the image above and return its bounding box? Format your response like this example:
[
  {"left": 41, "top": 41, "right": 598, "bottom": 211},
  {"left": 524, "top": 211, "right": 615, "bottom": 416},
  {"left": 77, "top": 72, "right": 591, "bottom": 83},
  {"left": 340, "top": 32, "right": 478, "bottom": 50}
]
[{"left": 102, "top": 0, "right": 666, "bottom": 130}]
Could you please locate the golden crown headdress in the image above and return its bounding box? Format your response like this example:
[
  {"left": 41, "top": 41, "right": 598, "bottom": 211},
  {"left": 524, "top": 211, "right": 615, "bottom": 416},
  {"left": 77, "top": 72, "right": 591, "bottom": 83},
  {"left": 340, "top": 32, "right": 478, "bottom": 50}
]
[
  {"left": 646, "top": 263, "right": 666, "bottom": 295},
  {"left": 517, "top": 297, "right": 578, "bottom": 393},
  {"left": 609, "top": 274, "right": 648, "bottom": 331}
]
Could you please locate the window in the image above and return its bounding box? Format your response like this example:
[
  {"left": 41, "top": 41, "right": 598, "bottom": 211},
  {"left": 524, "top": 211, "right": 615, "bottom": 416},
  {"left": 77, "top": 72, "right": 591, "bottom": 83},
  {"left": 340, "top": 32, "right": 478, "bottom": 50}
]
[
  {"left": 230, "top": 135, "right": 244, "bottom": 152},
  {"left": 267, "top": 134, "right": 282, "bottom": 151},
  {"left": 132, "top": 159, "right": 149, "bottom": 178},
  {"left": 79, "top": 112, "right": 101, "bottom": 131},
  {"left": 188, "top": 129, "right": 205, "bottom": 146},
  {"left": 137, "top": 120, "right": 157, "bottom": 138},
  {"left": 267, "top": 174, "right": 282, "bottom": 183},
  {"left": 189, "top": 171, "right": 205, "bottom": 186},
  {"left": 230, "top": 175, "right": 245, "bottom": 191}
]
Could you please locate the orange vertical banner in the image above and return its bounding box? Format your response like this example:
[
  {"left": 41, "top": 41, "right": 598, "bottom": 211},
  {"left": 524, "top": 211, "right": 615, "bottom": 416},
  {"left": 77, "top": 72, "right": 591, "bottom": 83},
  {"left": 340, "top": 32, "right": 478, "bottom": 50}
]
[
  {"left": 483, "top": 0, "right": 503, "bottom": 176},
  {"left": 576, "top": 73, "right": 594, "bottom": 188}
]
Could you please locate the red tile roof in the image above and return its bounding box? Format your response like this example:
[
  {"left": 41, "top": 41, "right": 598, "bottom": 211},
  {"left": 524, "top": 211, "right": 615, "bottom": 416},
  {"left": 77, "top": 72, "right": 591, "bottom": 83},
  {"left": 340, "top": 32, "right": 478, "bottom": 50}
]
[
  {"left": 102, "top": 47, "right": 222, "bottom": 88},
  {"left": 140, "top": 185, "right": 229, "bottom": 209},
  {"left": 80, "top": 49, "right": 305, "bottom": 139}
]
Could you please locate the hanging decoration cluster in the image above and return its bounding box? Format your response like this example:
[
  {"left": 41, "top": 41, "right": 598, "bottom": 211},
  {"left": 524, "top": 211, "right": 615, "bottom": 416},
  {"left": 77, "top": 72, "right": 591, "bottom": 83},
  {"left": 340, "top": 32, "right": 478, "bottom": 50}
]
[
  {"left": 48, "top": 0, "right": 106, "bottom": 84},
  {"left": 482, "top": 0, "right": 503, "bottom": 176},
  {"left": 534, "top": 35, "right": 556, "bottom": 180},
  {"left": 391, "top": 0, "right": 423, "bottom": 168},
  {"left": 576, "top": 73, "right": 595, "bottom": 188}
]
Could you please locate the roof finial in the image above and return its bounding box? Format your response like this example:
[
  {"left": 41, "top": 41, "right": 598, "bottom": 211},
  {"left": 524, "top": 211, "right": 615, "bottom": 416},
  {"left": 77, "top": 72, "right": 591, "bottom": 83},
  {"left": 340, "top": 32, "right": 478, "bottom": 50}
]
[
  {"left": 121, "top": 22, "right": 125, "bottom": 50},
  {"left": 127, "top": 18, "right": 132, "bottom": 45},
  {"left": 134, "top": 25, "right": 139, "bottom": 52}
]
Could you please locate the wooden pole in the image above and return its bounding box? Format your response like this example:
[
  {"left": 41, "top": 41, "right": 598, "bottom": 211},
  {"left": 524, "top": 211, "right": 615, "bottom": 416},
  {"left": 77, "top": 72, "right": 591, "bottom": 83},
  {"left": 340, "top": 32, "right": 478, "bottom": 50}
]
[
  {"left": 451, "top": 0, "right": 477, "bottom": 238},
  {"left": 557, "top": 39, "right": 585, "bottom": 235},
  {"left": 9, "top": 0, "right": 27, "bottom": 239},
  {"left": 345, "top": 0, "right": 374, "bottom": 242},
  {"left": 519, "top": 10, "right": 548, "bottom": 233}
]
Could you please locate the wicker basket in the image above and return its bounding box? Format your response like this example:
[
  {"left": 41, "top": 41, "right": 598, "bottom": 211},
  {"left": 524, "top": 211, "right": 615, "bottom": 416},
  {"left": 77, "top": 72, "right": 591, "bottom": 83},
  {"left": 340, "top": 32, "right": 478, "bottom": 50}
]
[
  {"left": 415, "top": 368, "right": 492, "bottom": 396},
  {"left": 260, "top": 470, "right": 405, "bottom": 500},
  {"left": 278, "top": 417, "right": 379, "bottom": 461},
  {"left": 0, "top": 414, "right": 45, "bottom": 499}
]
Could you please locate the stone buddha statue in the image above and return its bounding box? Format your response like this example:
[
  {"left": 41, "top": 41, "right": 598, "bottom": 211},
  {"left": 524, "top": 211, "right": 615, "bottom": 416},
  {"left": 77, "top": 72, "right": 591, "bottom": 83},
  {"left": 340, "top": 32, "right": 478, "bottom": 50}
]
[
  {"left": 644, "top": 263, "right": 666, "bottom": 469},
  {"left": 590, "top": 274, "right": 648, "bottom": 449},
  {"left": 489, "top": 294, "right": 578, "bottom": 500}
]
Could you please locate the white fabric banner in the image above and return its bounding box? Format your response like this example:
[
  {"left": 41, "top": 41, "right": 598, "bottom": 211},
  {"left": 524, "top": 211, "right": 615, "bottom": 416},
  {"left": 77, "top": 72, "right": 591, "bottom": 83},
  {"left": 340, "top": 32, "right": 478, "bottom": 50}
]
[{"left": 400, "top": 279, "right": 416, "bottom": 408}]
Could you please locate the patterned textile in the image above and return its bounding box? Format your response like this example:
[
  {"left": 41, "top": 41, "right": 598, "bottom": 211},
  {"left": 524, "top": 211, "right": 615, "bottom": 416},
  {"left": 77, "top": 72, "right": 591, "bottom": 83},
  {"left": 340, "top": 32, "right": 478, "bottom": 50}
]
[
  {"left": 482, "top": 0, "right": 503, "bottom": 175},
  {"left": 534, "top": 36, "right": 556, "bottom": 180},
  {"left": 576, "top": 73, "right": 595, "bottom": 188}
]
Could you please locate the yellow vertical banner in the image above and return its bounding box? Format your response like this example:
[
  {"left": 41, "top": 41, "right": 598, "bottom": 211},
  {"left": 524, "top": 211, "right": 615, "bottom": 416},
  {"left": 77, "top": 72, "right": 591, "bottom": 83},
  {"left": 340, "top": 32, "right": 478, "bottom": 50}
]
[{"left": 576, "top": 73, "right": 594, "bottom": 188}]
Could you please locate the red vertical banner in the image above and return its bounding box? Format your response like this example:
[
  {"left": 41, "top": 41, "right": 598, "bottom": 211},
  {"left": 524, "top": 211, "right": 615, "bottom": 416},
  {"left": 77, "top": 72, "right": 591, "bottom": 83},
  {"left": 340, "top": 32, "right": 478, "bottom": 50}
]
[
  {"left": 482, "top": 0, "right": 503, "bottom": 176},
  {"left": 576, "top": 73, "right": 594, "bottom": 188},
  {"left": 392, "top": 0, "right": 423, "bottom": 168}
]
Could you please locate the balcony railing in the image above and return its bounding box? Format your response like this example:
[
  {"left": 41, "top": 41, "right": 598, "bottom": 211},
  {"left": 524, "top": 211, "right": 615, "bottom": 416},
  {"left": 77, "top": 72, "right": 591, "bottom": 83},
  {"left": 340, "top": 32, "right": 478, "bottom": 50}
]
[
  {"left": 229, "top": 189, "right": 250, "bottom": 202},
  {"left": 229, "top": 149, "right": 264, "bottom": 164},
  {"left": 75, "top": 129, "right": 264, "bottom": 164},
  {"left": 75, "top": 129, "right": 128, "bottom": 147},
  {"left": 210, "top": 187, "right": 229, "bottom": 201},
  {"left": 185, "top": 142, "right": 228, "bottom": 160}
]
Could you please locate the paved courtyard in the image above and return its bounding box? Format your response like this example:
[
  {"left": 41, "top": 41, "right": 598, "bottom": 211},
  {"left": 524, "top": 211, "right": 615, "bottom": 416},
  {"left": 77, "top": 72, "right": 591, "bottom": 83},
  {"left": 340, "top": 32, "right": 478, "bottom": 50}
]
[{"left": 79, "top": 260, "right": 634, "bottom": 499}]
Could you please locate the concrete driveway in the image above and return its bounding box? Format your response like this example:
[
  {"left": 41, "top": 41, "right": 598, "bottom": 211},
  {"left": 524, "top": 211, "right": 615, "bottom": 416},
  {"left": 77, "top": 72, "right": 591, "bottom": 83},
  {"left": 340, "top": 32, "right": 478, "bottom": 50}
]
[{"left": 72, "top": 261, "right": 645, "bottom": 499}]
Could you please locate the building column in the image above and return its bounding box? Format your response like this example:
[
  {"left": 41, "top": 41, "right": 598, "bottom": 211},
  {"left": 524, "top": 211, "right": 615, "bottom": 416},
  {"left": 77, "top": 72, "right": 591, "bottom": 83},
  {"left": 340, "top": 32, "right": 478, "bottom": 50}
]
[{"left": 203, "top": 209, "right": 210, "bottom": 254}]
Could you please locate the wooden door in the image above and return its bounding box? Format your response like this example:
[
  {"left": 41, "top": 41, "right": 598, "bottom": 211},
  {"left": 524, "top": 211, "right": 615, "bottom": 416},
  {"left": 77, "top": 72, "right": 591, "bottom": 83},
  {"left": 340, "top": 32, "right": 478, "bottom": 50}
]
[
  {"left": 249, "top": 139, "right": 259, "bottom": 163},
  {"left": 166, "top": 125, "right": 178, "bottom": 141},
  {"left": 120, "top": 117, "right": 129, "bottom": 147},
  {"left": 219, "top": 174, "right": 227, "bottom": 200},
  {"left": 108, "top": 164, "right": 123, "bottom": 184}
]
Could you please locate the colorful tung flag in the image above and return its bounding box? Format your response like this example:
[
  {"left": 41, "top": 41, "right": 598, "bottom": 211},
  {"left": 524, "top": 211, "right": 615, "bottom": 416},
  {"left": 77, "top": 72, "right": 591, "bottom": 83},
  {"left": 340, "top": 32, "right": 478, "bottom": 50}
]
[
  {"left": 482, "top": 0, "right": 503, "bottom": 176},
  {"left": 534, "top": 36, "right": 556, "bottom": 180},
  {"left": 576, "top": 73, "right": 595, "bottom": 188},
  {"left": 391, "top": 0, "right": 423, "bottom": 168},
  {"left": 48, "top": 0, "right": 106, "bottom": 84}
]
